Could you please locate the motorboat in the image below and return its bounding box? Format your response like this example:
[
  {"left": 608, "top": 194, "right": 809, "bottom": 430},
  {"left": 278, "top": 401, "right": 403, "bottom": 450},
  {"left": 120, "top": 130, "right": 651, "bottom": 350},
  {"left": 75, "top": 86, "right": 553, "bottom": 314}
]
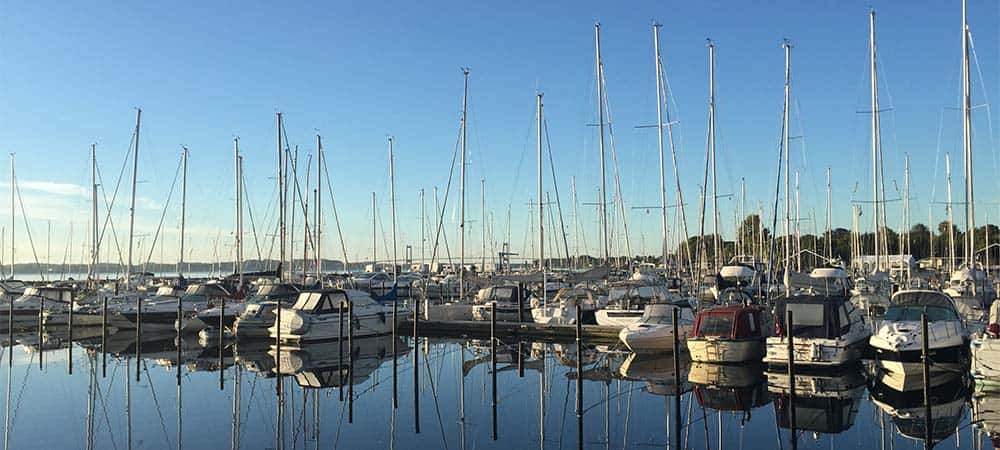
[
  {"left": 117, "top": 285, "right": 210, "bottom": 332},
  {"left": 687, "top": 304, "right": 772, "bottom": 363},
  {"left": 194, "top": 283, "right": 244, "bottom": 332},
  {"left": 688, "top": 362, "right": 771, "bottom": 416},
  {"left": 530, "top": 286, "right": 606, "bottom": 325},
  {"left": 270, "top": 289, "right": 408, "bottom": 344},
  {"left": 971, "top": 299, "right": 1000, "bottom": 388},
  {"left": 596, "top": 281, "right": 680, "bottom": 328},
  {"left": 944, "top": 265, "right": 991, "bottom": 325},
  {"left": 232, "top": 283, "right": 301, "bottom": 339},
  {"left": 849, "top": 272, "right": 891, "bottom": 318},
  {"left": 618, "top": 304, "right": 695, "bottom": 354},
  {"left": 471, "top": 284, "right": 532, "bottom": 322},
  {"left": 869, "top": 290, "right": 969, "bottom": 374},
  {"left": 763, "top": 294, "right": 870, "bottom": 367},
  {"left": 10, "top": 286, "right": 74, "bottom": 326}
]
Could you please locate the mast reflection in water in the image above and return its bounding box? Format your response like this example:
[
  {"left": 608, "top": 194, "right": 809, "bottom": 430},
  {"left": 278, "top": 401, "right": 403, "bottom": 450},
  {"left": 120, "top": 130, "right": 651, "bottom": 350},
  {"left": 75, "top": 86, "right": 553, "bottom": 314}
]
[{"left": 0, "top": 327, "right": 993, "bottom": 449}]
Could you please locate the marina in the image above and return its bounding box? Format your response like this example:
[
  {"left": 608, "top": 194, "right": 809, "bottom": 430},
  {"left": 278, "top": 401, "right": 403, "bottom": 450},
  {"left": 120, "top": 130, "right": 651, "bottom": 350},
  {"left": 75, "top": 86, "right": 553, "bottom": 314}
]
[{"left": 3, "top": 0, "right": 1000, "bottom": 449}]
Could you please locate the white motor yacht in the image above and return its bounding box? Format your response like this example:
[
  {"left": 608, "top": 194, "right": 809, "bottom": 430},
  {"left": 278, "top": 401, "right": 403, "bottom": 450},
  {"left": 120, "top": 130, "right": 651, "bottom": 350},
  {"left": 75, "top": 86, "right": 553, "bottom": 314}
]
[
  {"left": 617, "top": 304, "right": 695, "bottom": 354},
  {"left": 530, "top": 286, "right": 606, "bottom": 325},
  {"left": 232, "top": 283, "right": 301, "bottom": 338},
  {"left": 270, "top": 289, "right": 408, "bottom": 344},
  {"left": 763, "top": 294, "right": 870, "bottom": 367},
  {"left": 596, "top": 282, "right": 680, "bottom": 328},
  {"left": 870, "top": 290, "right": 969, "bottom": 374},
  {"left": 11, "top": 286, "right": 74, "bottom": 326}
]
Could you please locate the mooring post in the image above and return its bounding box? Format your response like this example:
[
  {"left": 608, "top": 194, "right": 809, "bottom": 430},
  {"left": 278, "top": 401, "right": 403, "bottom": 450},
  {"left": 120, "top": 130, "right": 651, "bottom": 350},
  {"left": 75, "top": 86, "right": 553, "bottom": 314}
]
[
  {"left": 101, "top": 294, "right": 107, "bottom": 378},
  {"left": 392, "top": 298, "right": 398, "bottom": 409},
  {"left": 136, "top": 291, "right": 142, "bottom": 383},
  {"left": 338, "top": 300, "right": 344, "bottom": 402},
  {"left": 922, "top": 313, "right": 931, "bottom": 450},
  {"left": 413, "top": 295, "right": 419, "bottom": 434},
  {"left": 348, "top": 296, "right": 354, "bottom": 424},
  {"left": 787, "top": 309, "right": 796, "bottom": 449},
  {"left": 672, "top": 305, "right": 681, "bottom": 449},
  {"left": 575, "top": 303, "right": 583, "bottom": 450},
  {"left": 517, "top": 340, "right": 524, "bottom": 378},
  {"left": 68, "top": 288, "right": 74, "bottom": 375},
  {"left": 37, "top": 296, "right": 43, "bottom": 370},
  {"left": 219, "top": 296, "right": 225, "bottom": 390},
  {"left": 491, "top": 302, "right": 498, "bottom": 441},
  {"left": 517, "top": 282, "right": 524, "bottom": 323}
]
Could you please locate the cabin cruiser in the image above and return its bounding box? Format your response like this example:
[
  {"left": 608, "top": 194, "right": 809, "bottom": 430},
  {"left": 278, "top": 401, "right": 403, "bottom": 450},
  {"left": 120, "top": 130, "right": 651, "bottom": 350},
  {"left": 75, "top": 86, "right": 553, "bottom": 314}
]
[
  {"left": 270, "top": 289, "right": 407, "bottom": 344},
  {"left": 944, "top": 265, "right": 992, "bottom": 325},
  {"left": 618, "top": 304, "right": 695, "bottom": 354},
  {"left": 850, "top": 272, "right": 891, "bottom": 318},
  {"left": 530, "top": 286, "right": 606, "bottom": 325},
  {"left": 471, "top": 284, "right": 532, "bottom": 322},
  {"left": 118, "top": 285, "right": 210, "bottom": 332},
  {"left": 971, "top": 300, "right": 1000, "bottom": 388},
  {"left": 763, "top": 294, "right": 870, "bottom": 367},
  {"left": 10, "top": 286, "right": 75, "bottom": 326},
  {"left": 232, "top": 283, "right": 301, "bottom": 338},
  {"left": 870, "top": 290, "right": 969, "bottom": 374},
  {"left": 596, "top": 282, "right": 680, "bottom": 327},
  {"left": 195, "top": 284, "right": 245, "bottom": 334},
  {"left": 687, "top": 304, "right": 772, "bottom": 363},
  {"left": 707, "top": 257, "right": 765, "bottom": 301}
]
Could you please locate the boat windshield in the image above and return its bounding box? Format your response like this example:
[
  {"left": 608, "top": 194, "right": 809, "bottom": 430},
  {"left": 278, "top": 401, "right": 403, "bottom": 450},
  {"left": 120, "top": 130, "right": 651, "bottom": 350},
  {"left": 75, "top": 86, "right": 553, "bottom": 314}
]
[
  {"left": 884, "top": 305, "right": 959, "bottom": 322},
  {"left": 785, "top": 303, "right": 825, "bottom": 335},
  {"left": 608, "top": 287, "right": 628, "bottom": 301},
  {"left": 293, "top": 293, "right": 324, "bottom": 310},
  {"left": 493, "top": 286, "right": 515, "bottom": 301},
  {"left": 641, "top": 307, "right": 675, "bottom": 325},
  {"left": 697, "top": 314, "right": 735, "bottom": 336}
]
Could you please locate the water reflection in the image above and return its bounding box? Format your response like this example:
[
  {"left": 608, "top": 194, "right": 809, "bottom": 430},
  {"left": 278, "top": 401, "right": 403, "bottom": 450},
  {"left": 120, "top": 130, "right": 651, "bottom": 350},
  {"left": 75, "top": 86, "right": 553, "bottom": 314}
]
[{"left": 0, "top": 325, "right": 996, "bottom": 449}]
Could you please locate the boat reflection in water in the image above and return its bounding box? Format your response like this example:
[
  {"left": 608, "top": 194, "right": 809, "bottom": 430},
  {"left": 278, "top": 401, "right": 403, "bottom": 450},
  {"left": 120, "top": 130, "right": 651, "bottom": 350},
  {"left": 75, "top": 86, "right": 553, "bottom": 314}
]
[
  {"left": 974, "top": 389, "right": 1000, "bottom": 448},
  {"left": 689, "top": 362, "right": 771, "bottom": 416},
  {"left": 768, "top": 364, "right": 866, "bottom": 437},
  {"left": 271, "top": 335, "right": 410, "bottom": 388},
  {"left": 869, "top": 371, "right": 970, "bottom": 447},
  {"left": 618, "top": 350, "right": 691, "bottom": 395}
]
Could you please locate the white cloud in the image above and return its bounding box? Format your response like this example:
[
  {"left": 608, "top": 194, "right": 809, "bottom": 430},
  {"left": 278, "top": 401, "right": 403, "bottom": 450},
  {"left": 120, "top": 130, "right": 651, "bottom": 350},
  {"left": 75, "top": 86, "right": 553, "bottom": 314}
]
[{"left": 3, "top": 180, "right": 89, "bottom": 198}]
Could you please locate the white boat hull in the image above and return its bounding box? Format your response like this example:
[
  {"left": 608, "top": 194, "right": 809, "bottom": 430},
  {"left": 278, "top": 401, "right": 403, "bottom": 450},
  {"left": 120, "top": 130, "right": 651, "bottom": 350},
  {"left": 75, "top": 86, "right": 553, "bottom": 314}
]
[{"left": 687, "top": 338, "right": 764, "bottom": 363}]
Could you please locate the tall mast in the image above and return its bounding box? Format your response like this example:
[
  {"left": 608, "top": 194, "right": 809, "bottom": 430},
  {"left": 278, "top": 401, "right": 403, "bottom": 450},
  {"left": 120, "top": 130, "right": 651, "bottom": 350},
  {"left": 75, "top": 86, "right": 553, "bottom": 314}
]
[
  {"left": 372, "top": 192, "right": 377, "bottom": 268},
  {"left": 795, "top": 171, "right": 801, "bottom": 271},
  {"left": 782, "top": 40, "right": 792, "bottom": 289},
  {"left": 234, "top": 138, "right": 243, "bottom": 288},
  {"left": 277, "top": 112, "right": 286, "bottom": 281},
  {"left": 571, "top": 176, "right": 579, "bottom": 269},
  {"left": 316, "top": 135, "right": 322, "bottom": 279},
  {"left": 826, "top": 167, "right": 832, "bottom": 258},
  {"left": 91, "top": 144, "right": 99, "bottom": 285},
  {"left": 537, "top": 93, "right": 545, "bottom": 272},
  {"left": 653, "top": 23, "right": 669, "bottom": 269},
  {"left": 740, "top": 177, "right": 747, "bottom": 257},
  {"left": 179, "top": 146, "right": 188, "bottom": 277},
  {"left": 708, "top": 39, "right": 720, "bottom": 269},
  {"left": 869, "top": 9, "right": 883, "bottom": 273},
  {"left": 947, "top": 153, "right": 955, "bottom": 273},
  {"left": 962, "top": 0, "right": 975, "bottom": 267},
  {"left": 459, "top": 68, "right": 469, "bottom": 298},
  {"left": 126, "top": 108, "right": 141, "bottom": 285},
  {"left": 481, "top": 178, "right": 486, "bottom": 272},
  {"left": 7, "top": 153, "right": 12, "bottom": 279},
  {"left": 290, "top": 146, "right": 297, "bottom": 277},
  {"left": 389, "top": 137, "right": 398, "bottom": 282},
  {"left": 595, "top": 23, "right": 609, "bottom": 265},
  {"left": 420, "top": 188, "right": 426, "bottom": 269},
  {"left": 904, "top": 153, "right": 911, "bottom": 257}
]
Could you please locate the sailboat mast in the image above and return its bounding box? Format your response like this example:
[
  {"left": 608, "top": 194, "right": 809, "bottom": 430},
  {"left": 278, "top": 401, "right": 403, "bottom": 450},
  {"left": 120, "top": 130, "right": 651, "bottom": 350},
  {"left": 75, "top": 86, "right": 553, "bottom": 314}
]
[
  {"left": 481, "top": 178, "right": 486, "bottom": 272},
  {"left": 389, "top": 137, "right": 398, "bottom": 281},
  {"left": 460, "top": 68, "right": 469, "bottom": 298},
  {"left": 826, "top": 167, "right": 832, "bottom": 258},
  {"left": 372, "top": 192, "right": 377, "bottom": 268},
  {"left": 572, "top": 176, "right": 579, "bottom": 269},
  {"left": 708, "top": 40, "right": 720, "bottom": 269},
  {"left": 126, "top": 109, "right": 141, "bottom": 285},
  {"left": 7, "top": 153, "right": 11, "bottom": 280},
  {"left": 316, "top": 135, "right": 322, "bottom": 279},
  {"left": 947, "top": 153, "right": 955, "bottom": 273},
  {"left": 869, "top": 9, "right": 883, "bottom": 273},
  {"left": 595, "top": 23, "right": 609, "bottom": 265},
  {"left": 962, "top": 0, "right": 975, "bottom": 267},
  {"left": 782, "top": 41, "right": 792, "bottom": 284},
  {"left": 420, "top": 188, "right": 426, "bottom": 270},
  {"left": 179, "top": 146, "right": 188, "bottom": 277},
  {"left": 653, "top": 23, "right": 669, "bottom": 269},
  {"left": 234, "top": 138, "right": 243, "bottom": 288},
  {"left": 91, "top": 144, "right": 99, "bottom": 284},
  {"left": 277, "top": 112, "right": 286, "bottom": 281},
  {"left": 537, "top": 93, "right": 545, "bottom": 272}
]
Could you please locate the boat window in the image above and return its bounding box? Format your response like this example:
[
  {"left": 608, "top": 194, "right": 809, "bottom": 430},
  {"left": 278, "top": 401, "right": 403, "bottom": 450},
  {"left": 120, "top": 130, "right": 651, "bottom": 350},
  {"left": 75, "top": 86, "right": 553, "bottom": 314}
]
[
  {"left": 315, "top": 293, "right": 345, "bottom": 314},
  {"left": 641, "top": 307, "right": 674, "bottom": 325},
  {"left": 838, "top": 305, "right": 850, "bottom": 329},
  {"left": 636, "top": 286, "right": 657, "bottom": 299},
  {"left": 748, "top": 314, "right": 757, "bottom": 334},
  {"left": 608, "top": 287, "right": 628, "bottom": 301},
  {"left": 698, "top": 314, "right": 734, "bottom": 336},
  {"left": 784, "top": 303, "right": 826, "bottom": 337},
  {"left": 292, "top": 292, "right": 324, "bottom": 311},
  {"left": 494, "top": 286, "right": 515, "bottom": 301},
  {"left": 883, "top": 305, "right": 960, "bottom": 322}
]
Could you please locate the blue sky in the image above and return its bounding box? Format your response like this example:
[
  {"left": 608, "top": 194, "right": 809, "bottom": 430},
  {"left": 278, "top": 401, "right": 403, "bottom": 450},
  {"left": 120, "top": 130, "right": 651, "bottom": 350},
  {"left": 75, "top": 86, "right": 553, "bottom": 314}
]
[{"left": 0, "top": 1, "right": 998, "bottom": 266}]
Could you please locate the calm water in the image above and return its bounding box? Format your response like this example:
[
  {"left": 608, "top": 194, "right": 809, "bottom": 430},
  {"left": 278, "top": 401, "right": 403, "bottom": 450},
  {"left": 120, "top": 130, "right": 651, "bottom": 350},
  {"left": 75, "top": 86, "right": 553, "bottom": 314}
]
[{"left": 0, "top": 326, "right": 989, "bottom": 450}]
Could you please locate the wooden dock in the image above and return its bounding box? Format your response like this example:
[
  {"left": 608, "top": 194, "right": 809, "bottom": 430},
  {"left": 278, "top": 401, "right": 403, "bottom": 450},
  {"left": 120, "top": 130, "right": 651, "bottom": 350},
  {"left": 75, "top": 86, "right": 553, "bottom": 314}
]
[{"left": 399, "top": 319, "right": 622, "bottom": 344}]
